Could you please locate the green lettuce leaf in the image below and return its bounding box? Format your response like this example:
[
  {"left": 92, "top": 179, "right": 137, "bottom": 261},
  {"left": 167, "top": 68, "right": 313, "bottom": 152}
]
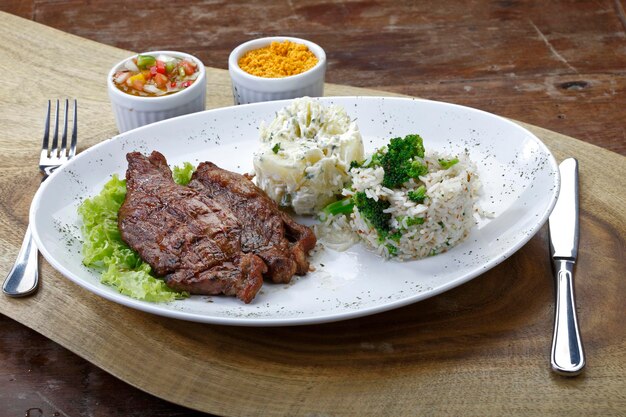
[
  {"left": 172, "top": 162, "right": 195, "bottom": 185},
  {"left": 78, "top": 173, "right": 188, "bottom": 302}
]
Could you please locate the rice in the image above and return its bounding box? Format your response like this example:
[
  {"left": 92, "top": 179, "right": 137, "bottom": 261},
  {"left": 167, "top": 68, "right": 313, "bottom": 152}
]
[{"left": 317, "top": 150, "right": 481, "bottom": 260}]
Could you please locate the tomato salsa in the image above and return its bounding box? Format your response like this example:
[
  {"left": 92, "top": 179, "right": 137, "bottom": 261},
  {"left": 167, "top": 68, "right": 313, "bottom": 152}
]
[{"left": 113, "top": 54, "right": 200, "bottom": 97}]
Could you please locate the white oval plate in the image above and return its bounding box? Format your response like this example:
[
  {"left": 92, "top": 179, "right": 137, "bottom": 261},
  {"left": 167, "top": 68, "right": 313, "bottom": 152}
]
[{"left": 30, "top": 97, "right": 559, "bottom": 326}]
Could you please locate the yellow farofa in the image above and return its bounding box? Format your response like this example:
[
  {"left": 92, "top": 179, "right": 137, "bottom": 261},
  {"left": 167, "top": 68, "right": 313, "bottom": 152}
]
[{"left": 238, "top": 41, "right": 318, "bottom": 78}]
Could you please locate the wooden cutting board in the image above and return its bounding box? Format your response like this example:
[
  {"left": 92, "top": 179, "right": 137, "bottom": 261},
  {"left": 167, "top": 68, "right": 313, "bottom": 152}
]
[{"left": 0, "top": 12, "right": 624, "bottom": 416}]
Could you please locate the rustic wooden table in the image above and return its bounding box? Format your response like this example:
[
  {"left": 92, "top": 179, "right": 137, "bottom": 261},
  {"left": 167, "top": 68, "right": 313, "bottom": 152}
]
[{"left": 0, "top": 1, "right": 624, "bottom": 416}]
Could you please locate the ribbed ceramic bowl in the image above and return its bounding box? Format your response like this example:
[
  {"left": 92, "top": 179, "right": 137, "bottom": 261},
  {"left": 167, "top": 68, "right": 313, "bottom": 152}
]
[
  {"left": 107, "top": 51, "right": 207, "bottom": 133},
  {"left": 228, "top": 37, "right": 326, "bottom": 105}
]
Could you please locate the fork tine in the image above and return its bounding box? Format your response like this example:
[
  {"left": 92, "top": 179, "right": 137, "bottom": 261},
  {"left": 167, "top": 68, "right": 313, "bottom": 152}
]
[
  {"left": 41, "top": 100, "right": 51, "bottom": 158},
  {"left": 69, "top": 99, "right": 78, "bottom": 159},
  {"left": 60, "top": 99, "right": 69, "bottom": 158},
  {"left": 50, "top": 99, "right": 60, "bottom": 157}
]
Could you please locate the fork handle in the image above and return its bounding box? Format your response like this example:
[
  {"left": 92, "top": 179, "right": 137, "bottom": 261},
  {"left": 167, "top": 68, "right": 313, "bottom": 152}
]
[{"left": 3, "top": 224, "right": 39, "bottom": 297}]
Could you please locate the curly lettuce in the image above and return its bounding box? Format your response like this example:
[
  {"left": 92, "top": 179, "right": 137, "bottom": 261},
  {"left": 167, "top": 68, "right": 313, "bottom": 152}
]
[
  {"left": 78, "top": 170, "right": 190, "bottom": 302},
  {"left": 172, "top": 161, "right": 195, "bottom": 185}
]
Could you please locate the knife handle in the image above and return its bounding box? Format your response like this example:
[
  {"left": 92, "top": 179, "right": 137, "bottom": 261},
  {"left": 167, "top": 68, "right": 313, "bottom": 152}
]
[{"left": 551, "top": 259, "right": 585, "bottom": 376}]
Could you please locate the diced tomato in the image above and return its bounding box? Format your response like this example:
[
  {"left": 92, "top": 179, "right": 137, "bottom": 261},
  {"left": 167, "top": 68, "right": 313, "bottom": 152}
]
[
  {"left": 182, "top": 80, "right": 194, "bottom": 88},
  {"left": 150, "top": 66, "right": 158, "bottom": 76},
  {"left": 170, "top": 81, "right": 177, "bottom": 88},
  {"left": 131, "top": 79, "right": 144, "bottom": 91},
  {"left": 154, "top": 73, "right": 168, "bottom": 88},
  {"left": 181, "top": 60, "right": 195, "bottom": 75},
  {"left": 156, "top": 60, "right": 166, "bottom": 74},
  {"left": 141, "top": 69, "right": 152, "bottom": 80}
]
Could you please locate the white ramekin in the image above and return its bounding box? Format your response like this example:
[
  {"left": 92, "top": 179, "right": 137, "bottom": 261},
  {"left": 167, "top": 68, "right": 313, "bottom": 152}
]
[
  {"left": 228, "top": 37, "right": 326, "bottom": 105},
  {"left": 107, "top": 51, "right": 207, "bottom": 133}
]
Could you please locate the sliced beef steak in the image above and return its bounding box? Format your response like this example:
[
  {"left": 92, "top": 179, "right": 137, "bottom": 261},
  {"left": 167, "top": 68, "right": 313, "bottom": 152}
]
[
  {"left": 189, "top": 161, "right": 317, "bottom": 284},
  {"left": 118, "top": 151, "right": 265, "bottom": 303}
]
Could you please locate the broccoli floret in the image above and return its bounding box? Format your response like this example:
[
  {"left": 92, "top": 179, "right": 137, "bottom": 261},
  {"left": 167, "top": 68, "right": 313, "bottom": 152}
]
[
  {"left": 387, "top": 230, "right": 403, "bottom": 241},
  {"left": 379, "top": 134, "right": 426, "bottom": 188},
  {"left": 396, "top": 215, "right": 425, "bottom": 228},
  {"left": 407, "top": 185, "right": 427, "bottom": 203},
  {"left": 318, "top": 192, "right": 392, "bottom": 238},
  {"left": 438, "top": 157, "right": 459, "bottom": 169},
  {"left": 383, "top": 232, "right": 402, "bottom": 256},
  {"left": 353, "top": 151, "right": 384, "bottom": 170},
  {"left": 351, "top": 134, "right": 428, "bottom": 186},
  {"left": 407, "top": 160, "right": 428, "bottom": 179},
  {"left": 353, "top": 191, "right": 391, "bottom": 236},
  {"left": 365, "top": 151, "right": 384, "bottom": 168},
  {"left": 405, "top": 216, "right": 425, "bottom": 227}
]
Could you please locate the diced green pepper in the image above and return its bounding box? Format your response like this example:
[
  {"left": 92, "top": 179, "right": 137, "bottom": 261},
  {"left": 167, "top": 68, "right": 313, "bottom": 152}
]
[
  {"left": 137, "top": 55, "right": 156, "bottom": 69},
  {"left": 407, "top": 185, "right": 427, "bottom": 203}
]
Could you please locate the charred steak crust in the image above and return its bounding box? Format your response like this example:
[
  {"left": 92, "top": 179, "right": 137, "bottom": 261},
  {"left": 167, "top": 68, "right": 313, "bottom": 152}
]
[
  {"left": 118, "top": 151, "right": 264, "bottom": 303},
  {"left": 189, "top": 162, "right": 317, "bottom": 284}
]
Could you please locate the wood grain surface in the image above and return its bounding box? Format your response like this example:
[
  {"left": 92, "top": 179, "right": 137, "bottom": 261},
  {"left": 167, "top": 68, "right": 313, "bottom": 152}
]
[
  {"left": 2, "top": 0, "right": 626, "bottom": 157},
  {"left": 0, "top": 5, "right": 624, "bottom": 417}
]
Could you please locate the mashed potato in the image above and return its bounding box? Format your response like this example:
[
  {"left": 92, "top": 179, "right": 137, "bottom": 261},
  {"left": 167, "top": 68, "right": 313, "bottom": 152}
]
[{"left": 253, "top": 97, "right": 364, "bottom": 214}]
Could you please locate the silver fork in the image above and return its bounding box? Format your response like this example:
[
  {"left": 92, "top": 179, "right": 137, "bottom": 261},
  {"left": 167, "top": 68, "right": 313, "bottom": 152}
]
[{"left": 3, "top": 99, "right": 78, "bottom": 297}]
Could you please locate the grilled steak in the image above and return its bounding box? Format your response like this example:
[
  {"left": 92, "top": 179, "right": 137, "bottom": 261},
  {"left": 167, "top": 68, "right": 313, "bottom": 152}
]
[
  {"left": 118, "top": 151, "right": 265, "bottom": 303},
  {"left": 118, "top": 151, "right": 318, "bottom": 303},
  {"left": 189, "top": 162, "right": 317, "bottom": 284}
]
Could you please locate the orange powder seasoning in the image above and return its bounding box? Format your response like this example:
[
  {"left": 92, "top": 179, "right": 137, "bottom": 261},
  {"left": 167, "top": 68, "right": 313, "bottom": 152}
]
[{"left": 238, "top": 40, "right": 318, "bottom": 78}]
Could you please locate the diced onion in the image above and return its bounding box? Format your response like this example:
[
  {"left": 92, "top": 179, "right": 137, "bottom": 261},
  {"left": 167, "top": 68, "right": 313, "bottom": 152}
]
[
  {"left": 124, "top": 59, "right": 139, "bottom": 72},
  {"left": 188, "top": 72, "right": 199, "bottom": 81},
  {"left": 114, "top": 72, "right": 131, "bottom": 84},
  {"left": 156, "top": 54, "right": 176, "bottom": 63},
  {"left": 143, "top": 84, "right": 166, "bottom": 96}
]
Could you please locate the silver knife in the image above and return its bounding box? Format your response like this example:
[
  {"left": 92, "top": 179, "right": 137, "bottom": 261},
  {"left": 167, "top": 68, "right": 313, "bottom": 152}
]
[{"left": 548, "top": 158, "right": 585, "bottom": 376}]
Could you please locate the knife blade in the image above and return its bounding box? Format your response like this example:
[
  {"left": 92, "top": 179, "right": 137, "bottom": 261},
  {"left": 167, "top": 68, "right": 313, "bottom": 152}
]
[{"left": 548, "top": 158, "right": 585, "bottom": 376}]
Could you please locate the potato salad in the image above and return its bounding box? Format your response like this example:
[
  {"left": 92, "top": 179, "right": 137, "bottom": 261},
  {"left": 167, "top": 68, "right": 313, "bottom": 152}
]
[{"left": 253, "top": 97, "right": 364, "bottom": 215}]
